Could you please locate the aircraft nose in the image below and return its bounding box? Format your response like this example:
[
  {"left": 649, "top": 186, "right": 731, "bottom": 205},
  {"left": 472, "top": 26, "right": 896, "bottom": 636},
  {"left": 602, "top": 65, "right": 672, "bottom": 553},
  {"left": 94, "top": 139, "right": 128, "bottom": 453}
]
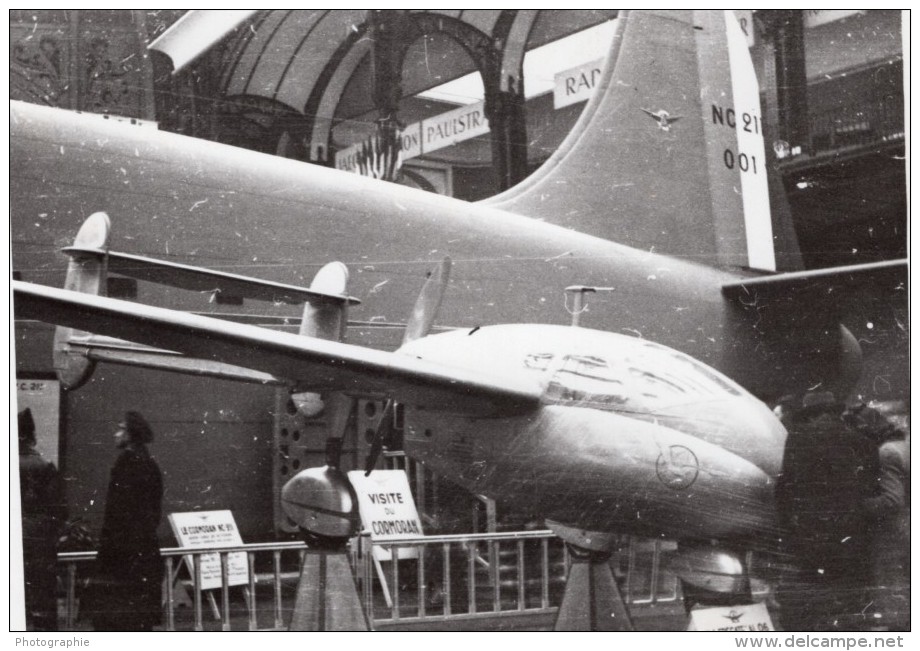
[
  {"left": 521, "top": 407, "right": 779, "bottom": 541},
  {"left": 723, "top": 396, "right": 787, "bottom": 478},
  {"left": 651, "top": 395, "right": 787, "bottom": 479}
]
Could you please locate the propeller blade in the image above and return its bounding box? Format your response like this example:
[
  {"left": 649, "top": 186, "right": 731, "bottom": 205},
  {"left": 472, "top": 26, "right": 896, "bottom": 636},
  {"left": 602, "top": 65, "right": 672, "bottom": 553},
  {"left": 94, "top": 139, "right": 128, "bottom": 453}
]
[
  {"left": 322, "top": 392, "right": 355, "bottom": 468},
  {"left": 402, "top": 257, "right": 451, "bottom": 346},
  {"left": 366, "top": 258, "right": 450, "bottom": 474},
  {"left": 364, "top": 399, "right": 395, "bottom": 476}
]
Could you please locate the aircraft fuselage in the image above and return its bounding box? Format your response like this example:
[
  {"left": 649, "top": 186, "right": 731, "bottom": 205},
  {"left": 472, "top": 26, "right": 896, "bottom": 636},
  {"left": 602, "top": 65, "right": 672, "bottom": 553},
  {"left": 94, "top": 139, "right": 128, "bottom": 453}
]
[
  {"left": 11, "top": 102, "right": 854, "bottom": 402},
  {"left": 399, "top": 325, "right": 785, "bottom": 543}
]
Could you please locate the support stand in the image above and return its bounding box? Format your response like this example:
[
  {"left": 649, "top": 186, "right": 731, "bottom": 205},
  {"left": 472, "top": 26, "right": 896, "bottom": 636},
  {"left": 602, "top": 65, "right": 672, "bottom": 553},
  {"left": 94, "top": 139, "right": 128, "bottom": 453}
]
[
  {"left": 554, "top": 544, "right": 634, "bottom": 631},
  {"left": 289, "top": 539, "right": 369, "bottom": 631},
  {"left": 282, "top": 447, "right": 367, "bottom": 630}
]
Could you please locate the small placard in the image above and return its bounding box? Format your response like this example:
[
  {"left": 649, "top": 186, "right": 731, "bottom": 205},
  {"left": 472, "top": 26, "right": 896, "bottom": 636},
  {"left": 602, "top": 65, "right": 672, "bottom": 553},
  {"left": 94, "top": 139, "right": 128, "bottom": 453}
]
[
  {"left": 688, "top": 602, "right": 775, "bottom": 632},
  {"left": 348, "top": 470, "right": 423, "bottom": 561},
  {"left": 168, "top": 510, "right": 249, "bottom": 590}
]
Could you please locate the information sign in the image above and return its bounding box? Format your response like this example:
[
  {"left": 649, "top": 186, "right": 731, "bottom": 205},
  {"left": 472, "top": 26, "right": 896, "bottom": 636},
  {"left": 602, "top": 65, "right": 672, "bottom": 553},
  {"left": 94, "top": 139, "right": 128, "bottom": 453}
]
[
  {"left": 168, "top": 510, "right": 249, "bottom": 590},
  {"left": 688, "top": 602, "right": 775, "bottom": 631},
  {"left": 347, "top": 470, "right": 423, "bottom": 561}
]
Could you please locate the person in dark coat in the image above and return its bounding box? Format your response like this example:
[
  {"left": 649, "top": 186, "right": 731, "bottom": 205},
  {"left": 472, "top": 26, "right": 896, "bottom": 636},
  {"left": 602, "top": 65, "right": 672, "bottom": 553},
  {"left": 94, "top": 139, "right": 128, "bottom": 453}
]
[
  {"left": 91, "top": 411, "right": 164, "bottom": 631},
  {"left": 774, "top": 391, "right": 880, "bottom": 631},
  {"left": 19, "top": 408, "right": 67, "bottom": 631},
  {"left": 848, "top": 403, "right": 910, "bottom": 630}
]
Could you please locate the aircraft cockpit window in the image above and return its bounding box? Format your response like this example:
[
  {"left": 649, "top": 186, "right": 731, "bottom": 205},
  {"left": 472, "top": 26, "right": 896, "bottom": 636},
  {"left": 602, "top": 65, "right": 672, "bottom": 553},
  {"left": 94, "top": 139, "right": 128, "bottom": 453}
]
[
  {"left": 627, "top": 368, "right": 687, "bottom": 400},
  {"left": 523, "top": 353, "right": 555, "bottom": 371},
  {"left": 667, "top": 352, "right": 743, "bottom": 396},
  {"left": 543, "top": 347, "right": 743, "bottom": 411},
  {"left": 544, "top": 354, "right": 629, "bottom": 407},
  {"left": 639, "top": 342, "right": 742, "bottom": 396}
]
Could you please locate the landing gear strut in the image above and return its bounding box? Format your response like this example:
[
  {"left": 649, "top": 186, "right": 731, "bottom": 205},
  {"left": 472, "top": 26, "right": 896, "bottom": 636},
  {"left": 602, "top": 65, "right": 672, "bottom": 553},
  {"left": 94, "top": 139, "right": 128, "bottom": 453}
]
[
  {"left": 289, "top": 533, "right": 369, "bottom": 631},
  {"left": 548, "top": 521, "right": 634, "bottom": 631},
  {"left": 282, "top": 439, "right": 369, "bottom": 631}
]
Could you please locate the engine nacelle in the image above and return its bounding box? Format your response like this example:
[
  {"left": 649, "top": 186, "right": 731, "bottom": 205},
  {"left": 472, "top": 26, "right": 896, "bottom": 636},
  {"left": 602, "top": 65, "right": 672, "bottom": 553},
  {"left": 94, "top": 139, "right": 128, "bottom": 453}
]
[
  {"left": 666, "top": 543, "right": 750, "bottom": 597},
  {"left": 281, "top": 466, "right": 360, "bottom": 541}
]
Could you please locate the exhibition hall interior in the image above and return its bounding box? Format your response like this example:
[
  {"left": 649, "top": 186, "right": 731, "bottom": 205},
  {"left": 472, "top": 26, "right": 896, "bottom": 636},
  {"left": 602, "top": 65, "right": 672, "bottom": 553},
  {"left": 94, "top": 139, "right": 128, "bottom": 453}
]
[{"left": 11, "top": 10, "right": 908, "bottom": 633}]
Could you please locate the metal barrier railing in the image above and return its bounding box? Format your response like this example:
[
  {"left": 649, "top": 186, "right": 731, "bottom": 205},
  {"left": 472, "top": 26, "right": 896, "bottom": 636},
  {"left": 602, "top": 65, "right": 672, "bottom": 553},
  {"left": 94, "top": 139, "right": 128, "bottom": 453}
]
[
  {"left": 58, "top": 541, "right": 308, "bottom": 632},
  {"left": 383, "top": 452, "right": 499, "bottom": 533},
  {"left": 355, "top": 530, "right": 567, "bottom": 624},
  {"left": 56, "top": 532, "right": 694, "bottom": 630}
]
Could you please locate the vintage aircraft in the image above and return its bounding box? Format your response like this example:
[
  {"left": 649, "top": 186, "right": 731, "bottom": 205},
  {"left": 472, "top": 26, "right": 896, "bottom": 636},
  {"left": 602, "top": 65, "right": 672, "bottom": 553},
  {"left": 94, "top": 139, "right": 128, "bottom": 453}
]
[
  {"left": 11, "top": 9, "right": 908, "bottom": 628},
  {"left": 15, "top": 211, "right": 789, "bottom": 628},
  {"left": 12, "top": 204, "right": 904, "bottom": 628},
  {"left": 11, "top": 11, "right": 906, "bottom": 407}
]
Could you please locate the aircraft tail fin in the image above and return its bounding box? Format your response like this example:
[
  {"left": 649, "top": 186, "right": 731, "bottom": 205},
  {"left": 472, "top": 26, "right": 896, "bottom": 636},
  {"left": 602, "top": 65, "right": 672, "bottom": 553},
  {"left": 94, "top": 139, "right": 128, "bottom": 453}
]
[
  {"left": 53, "top": 212, "right": 112, "bottom": 389},
  {"left": 488, "top": 10, "right": 803, "bottom": 272}
]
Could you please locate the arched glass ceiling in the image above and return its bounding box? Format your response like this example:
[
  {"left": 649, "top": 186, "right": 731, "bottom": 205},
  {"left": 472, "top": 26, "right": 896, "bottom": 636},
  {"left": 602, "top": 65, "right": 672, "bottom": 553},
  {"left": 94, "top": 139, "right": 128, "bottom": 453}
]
[
  {"left": 218, "top": 9, "right": 618, "bottom": 115},
  {"left": 420, "top": 20, "right": 619, "bottom": 105}
]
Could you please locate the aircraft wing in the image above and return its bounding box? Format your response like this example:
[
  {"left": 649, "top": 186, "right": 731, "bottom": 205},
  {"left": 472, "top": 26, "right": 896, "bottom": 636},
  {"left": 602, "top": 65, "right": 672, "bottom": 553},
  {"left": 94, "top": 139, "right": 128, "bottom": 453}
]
[
  {"left": 64, "top": 248, "right": 360, "bottom": 306},
  {"left": 721, "top": 259, "right": 908, "bottom": 304},
  {"left": 14, "top": 281, "right": 542, "bottom": 416},
  {"left": 63, "top": 334, "right": 286, "bottom": 386}
]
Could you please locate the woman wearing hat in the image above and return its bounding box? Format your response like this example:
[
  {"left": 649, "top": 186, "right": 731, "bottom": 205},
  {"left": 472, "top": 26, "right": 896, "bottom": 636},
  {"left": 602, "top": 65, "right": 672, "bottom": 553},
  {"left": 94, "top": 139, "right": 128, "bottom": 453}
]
[{"left": 90, "top": 411, "right": 163, "bottom": 631}]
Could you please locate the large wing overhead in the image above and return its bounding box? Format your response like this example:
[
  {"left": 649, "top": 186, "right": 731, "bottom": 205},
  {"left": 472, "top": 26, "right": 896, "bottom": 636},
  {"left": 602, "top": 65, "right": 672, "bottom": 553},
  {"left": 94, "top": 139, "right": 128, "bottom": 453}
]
[
  {"left": 721, "top": 259, "right": 908, "bottom": 304},
  {"left": 14, "top": 281, "right": 542, "bottom": 416}
]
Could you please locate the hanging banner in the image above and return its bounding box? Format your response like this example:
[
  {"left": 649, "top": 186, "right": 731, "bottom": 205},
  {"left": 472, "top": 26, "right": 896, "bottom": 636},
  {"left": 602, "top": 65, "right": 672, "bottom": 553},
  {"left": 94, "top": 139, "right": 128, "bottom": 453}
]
[
  {"left": 335, "top": 101, "right": 489, "bottom": 171},
  {"left": 418, "top": 100, "right": 489, "bottom": 154},
  {"left": 554, "top": 58, "right": 604, "bottom": 109}
]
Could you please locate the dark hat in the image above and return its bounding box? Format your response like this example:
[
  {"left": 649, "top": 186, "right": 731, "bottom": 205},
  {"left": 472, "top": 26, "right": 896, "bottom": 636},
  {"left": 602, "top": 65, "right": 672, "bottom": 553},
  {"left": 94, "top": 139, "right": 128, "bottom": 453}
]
[
  {"left": 802, "top": 391, "right": 836, "bottom": 410},
  {"left": 794, "top": 390, "right": 844, "bottom": 422},
  {"left": 18, "top": 408, "right": 36, "bottom": 445},
  {"left": 123, "top": 411, "right": 154, "bottom": 444}
]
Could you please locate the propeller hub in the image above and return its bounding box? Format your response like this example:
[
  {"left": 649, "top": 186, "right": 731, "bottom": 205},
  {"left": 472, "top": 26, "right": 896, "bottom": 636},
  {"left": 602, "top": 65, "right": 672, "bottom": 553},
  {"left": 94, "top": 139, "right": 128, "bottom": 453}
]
[{"left": 281, "top": 466, "right": 360, "bottom": 540}]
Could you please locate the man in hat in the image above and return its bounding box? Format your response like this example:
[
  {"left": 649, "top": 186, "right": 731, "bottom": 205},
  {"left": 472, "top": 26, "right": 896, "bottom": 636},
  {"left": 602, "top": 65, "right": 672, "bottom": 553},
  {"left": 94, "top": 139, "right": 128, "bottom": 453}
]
[
  {"left": 18, "top": 408, "right": 67, "bottom": 630},
  {"left": 774, "top": 391, "right": 880, "bottom": 631}
]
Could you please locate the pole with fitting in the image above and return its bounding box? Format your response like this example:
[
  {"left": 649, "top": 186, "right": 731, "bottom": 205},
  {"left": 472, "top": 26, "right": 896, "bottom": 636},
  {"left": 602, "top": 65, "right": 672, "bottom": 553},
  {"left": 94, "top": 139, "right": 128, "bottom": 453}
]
[{"left": 564, "top": 286, "right": 615, "bottom": 327}]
